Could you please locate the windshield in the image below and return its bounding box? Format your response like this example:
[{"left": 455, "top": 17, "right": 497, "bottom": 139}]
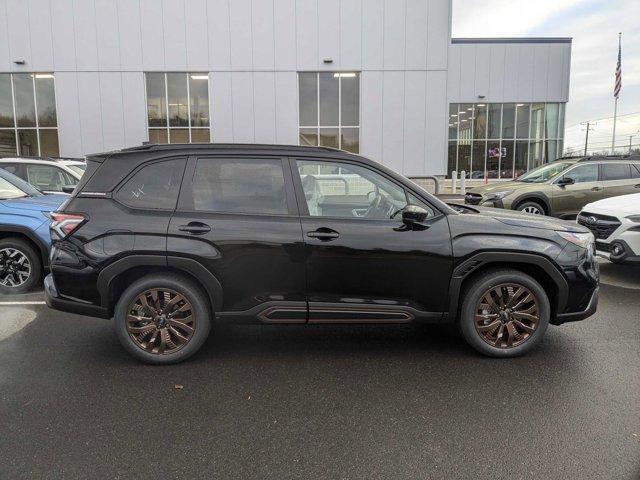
[
  {"left": 0, "top": 170, "right": 43, "bottom": 197},
  {"left": 67, "top": 164, "right": 86, "bottom": 176},
  {"left": 516, "top": 162, "right": 573, "bottom": 183},
  {"left": 0, "top": 177, "right": 29, "bottom": 199}
]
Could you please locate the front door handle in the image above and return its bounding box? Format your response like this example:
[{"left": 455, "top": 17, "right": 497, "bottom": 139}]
[
  {"left": 634, "top": 184, "right": 640, "bottom": 189},
  {"left": 307, "top": 228, "right": 340, "bottom": 240},
  {"left": 591, "top": 187, "right": 603, "bottom": 192},
  {"left": 178, "top": 222, "right": 211, "bottom": 235}
]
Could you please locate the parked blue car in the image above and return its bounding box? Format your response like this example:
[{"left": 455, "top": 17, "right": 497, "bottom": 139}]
[{"left": 0, "top": 169, "right": 66, "bottom": 293}]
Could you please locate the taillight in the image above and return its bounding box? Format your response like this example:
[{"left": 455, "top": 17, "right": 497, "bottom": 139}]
[{"left": 50, "top": 212, "right": 87, "bottom": 240}]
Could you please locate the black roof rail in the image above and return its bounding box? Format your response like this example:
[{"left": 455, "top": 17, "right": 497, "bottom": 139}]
[{"left": 576, "top": 154, "right": 640, "bottom": 162}]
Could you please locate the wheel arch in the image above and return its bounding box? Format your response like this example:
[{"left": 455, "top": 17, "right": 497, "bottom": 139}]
[
  {"left": 98, "top": 255, "right": 223, "bottom": 316},
  {"left": 511, "top": 193, "right": 551, "bottom": 214},
  {"left": 447, "top": 252, "right": 568, "bottom": 322},
  {"left": 0, "top": 227, "right": 49, "bottom": 269}
]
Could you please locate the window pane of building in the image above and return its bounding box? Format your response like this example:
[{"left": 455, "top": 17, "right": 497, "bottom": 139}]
[
  {"left": 148, "top": 128, "right": 168, "bottom": 144},
  {"left": 14, "top": 74, "right": 36, "bottom": 127},
  {"left": 189, "top": 74, "right": 209, "bottom": 127},
  {"left": 557, "top": 103, "right": 565, "bottom": 139},
  {"left": 340, "top": 73, "right": 359, "bottom": 126},
  {"left": 448, "top": 104, "right": 458, "bottom": 140},
  {"left": 17, "top": 129, "right": 38, "bottom": 155},
  {"left": 35, "top": 75, "right": 57, "bottom": 127},
  {"left": 458, "top": 144, "right": 471, "bottom": 178},
  {"left": 319, "top": 72, "right": 339, "bottom": 126},
  {"left": 39, "top": 129, "right": 59, "bottom": 157},
  {"left": 473, "top": 104, "right": 487, "bottom": 139},
  {"left": 166, "top": 73, "right": 189, "bottom": 127},
  {"left": 486, "top": 141, "right": 500, "bottom": 179},
  {"left": 0, "top": 131, "right": 17, "bottom": 155},
  {"left": 472, "top": 140, "right": 485, "bottom": 178},
  {"left": 299, "top": 128, "right": 318, "bottom": 146},
  {"left": 515, "top": 104, "right": 530, "bottom": 139},
  {"left": 487, "top": 104, "right": 501, "bottom": 139},
  {"left": 529, "top": 103, "right": 545, "bottom": 141},
  {"left": 169, "top": 128, "right": 189, "bottom": 143},
  {"left": 514, "top": 141, "right": 528, "bottom": 177},
  {"left": 190, "top": 128, "right": 210, "bottom": 143},
  {"left": 545, "top": 103, "right": 559, "bottom": 140},
  {"left": 319, "top": 127, "right": 339, "bottom": 148},
  {"left": 528, "top": 141, "right": 544, "bottom": 170},
  {"left": 0, "top": 75, "right": 14, "bottom": 128},
  {"left": 146, "top": 73, "right": 167, "bottom": 127},
  {"left": 447, "top": 141, "right": 457, "bottom": 178},
  {"left": 458, "top": 104, "right": 473, "bottom": 141},
  {"left": 340, "top": 127, "right": 359, "bottom": 153},
  {"left": 298, "top": 73, "right": 318, "bottom": 127},
  {"left": 501, "top": 104, "right": 515, "bottom": 138},
  {"left": 501, "top": 140, "right": 515, "bottom": 178},
  {"left": 545, "top": 140, "right": 558, "bottom": 163}
]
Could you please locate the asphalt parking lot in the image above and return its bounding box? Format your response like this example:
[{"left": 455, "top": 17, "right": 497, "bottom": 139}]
[{"left": 1, "top": 260, "right": 639, "bottom": 480}]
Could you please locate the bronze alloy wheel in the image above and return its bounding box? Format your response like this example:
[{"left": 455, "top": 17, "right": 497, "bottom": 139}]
[
  {"left": 126, "top": 288, "right": 196, "bottom": 355},
  {"left": 474, "top": 283, "right": 540, "bottom": 349}
]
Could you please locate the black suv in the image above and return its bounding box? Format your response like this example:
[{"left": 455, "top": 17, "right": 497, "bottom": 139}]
[{"left": 45, "top": 144, "right": 599, "bottom": 364}]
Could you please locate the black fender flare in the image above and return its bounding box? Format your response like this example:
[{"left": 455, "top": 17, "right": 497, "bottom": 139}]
[
  {"left": 0, "top": 225, "right": 50, "bottom": 268},
  {"left": 510, "top": 192, "right": 551, "bottom": 214},
  {"left": 447, "top": 251, "right": 568, "bottom": 320},
  {"left": 97, "top": 255, "right": 223, "bottom": 313}
]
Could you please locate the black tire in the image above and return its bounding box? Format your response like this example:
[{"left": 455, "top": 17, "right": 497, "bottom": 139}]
[
  {"left": 458, "top": 269, "right": 550, "bottom": 358},
  {"left": 0, "top": 237, "right": 42, "bottom": 294},
  {"left": 515, "top": 200, "right": 546, "bottom": 216},
  {"left": 114, "top": 273, "right": 212, "bottom": 364}
]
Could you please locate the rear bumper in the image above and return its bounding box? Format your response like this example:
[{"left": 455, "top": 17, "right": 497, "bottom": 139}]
[
  {"left": 553, "top": 287, "right": 598, "bottom": 325},
  {"left": 44, "top": 274, "right": 110, "bottom": 319}
]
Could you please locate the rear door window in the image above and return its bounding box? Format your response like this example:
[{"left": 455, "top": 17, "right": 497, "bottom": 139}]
[
  {"left": 190, "top": 158, "right": 288, "bottom": 215},
  {"left": 115, "top": 158, "right": 186, "bottom": 210},
  {"left": 601, "top": 163, "right": 631, "bottom": 181},
  {"left": 26, "top": 164, "right": 76, "bottom": 192},
  {"left": 631, "top": 164, "right": 640, "bottom": 179}
]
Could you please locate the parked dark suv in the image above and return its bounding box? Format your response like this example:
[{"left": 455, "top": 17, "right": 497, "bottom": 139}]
[{"left": 45, "top": 144, "right": 599, "bottom": 364}]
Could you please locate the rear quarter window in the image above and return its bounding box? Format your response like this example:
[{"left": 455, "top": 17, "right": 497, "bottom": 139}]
[{"left": 115, "top": 158, "right": 186, "bottom": 210}]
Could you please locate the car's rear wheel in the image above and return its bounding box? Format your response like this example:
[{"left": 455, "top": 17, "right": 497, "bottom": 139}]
[
  {"left": 516, "top": 200, "right": 546, "bottom": 215},
  {"left": 0, "top": 238, "right": 41, "bottom": 294},
  {"left": 114, "top": 274, "right": 211, "bottom": 364},
  {"left": 458, "top": 269, "right": 550, "bottom": 357}
]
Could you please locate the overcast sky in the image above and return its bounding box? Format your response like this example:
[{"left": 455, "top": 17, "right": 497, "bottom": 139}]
[{"left": 452, "top": 0, "right": 640, "bottom": 154}]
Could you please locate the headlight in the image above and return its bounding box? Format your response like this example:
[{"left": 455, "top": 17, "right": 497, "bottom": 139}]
[
  {"left": 626, "top": 215, "right": 640, "bottom": 223},
  {"left": 486, "top": 190, "right": 513, "bottom": 200},
  {"left": 556, "top": 231, "right": 594, "bottom": 249}
]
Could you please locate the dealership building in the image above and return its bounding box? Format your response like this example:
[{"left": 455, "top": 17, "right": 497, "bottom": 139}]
[{"left": 0, "top": 0, "right": 571, "bottom": 180}]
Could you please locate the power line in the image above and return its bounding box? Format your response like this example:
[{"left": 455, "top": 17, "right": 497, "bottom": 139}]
[{"left": 565, "top": 111, "right": 640, "bottom": 129}]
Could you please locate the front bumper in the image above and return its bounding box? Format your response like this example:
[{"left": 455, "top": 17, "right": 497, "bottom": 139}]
[
  {"left": 464, "top": 194, "right": 504, "bottom": 209},
  {"left": 553, "top": 287, "right": 599, "bottom": 324},
  {"left": 44, "top": 274, "right": 110, "bottom": 319}
]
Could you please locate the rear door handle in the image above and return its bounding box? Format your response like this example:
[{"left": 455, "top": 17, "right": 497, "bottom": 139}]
[
  {"left": 634, "top": 184, "right": 640, "bottom": 188},
  {"left": 591, "top": 187, "right": 603, "bottom": 191},
  {"left": 178, "top": 222, "right": 211, "bottom": 234},
  {"left": 307, "top": 228, "right": 340, "bottom": 240}
]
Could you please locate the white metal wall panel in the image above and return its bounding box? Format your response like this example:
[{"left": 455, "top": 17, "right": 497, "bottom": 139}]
[
  {"left": 402, "top": 71, "right": 426, "bottom": 174},
  {"left": 6, "top": 0, "right": 31, "bottom": 69},
  {"left": 561, "top": 44, "right": 572, "bottom": 101},
  {"left": 487, "top": 44, "right": 506, "bottom": 101},
  {"left": 185, "top": 0, "right": 209, "bottom": 70},
  {"left": 361, "top": 0, "right": 384, "bottom": 70},
  {"left": 54, "top": 72, "right": 83, "bottom": 157},
  {"left": 229, "top": 0, "right": 253, "bottom": 70},
  {"left": 405, "top": 0, "right": 427, "bottom": 71},
  {"left": 425, "top": 70, "right": 447, "bottom": 175},
  {"left": 360, "top": 71, "right": 384, "bottom": 163},
  {"left": 251, "top": 0, "right": 275, "bottom": 70},
  {"left": 516, "top": 45, "right": 535, "bottom": 102},
  {"left": 381, "top": 72, "right": 405, "bottom": 172},
  {"left": 532, "top": 44, "right": 550, "bottom": 101},
  {"left": 274, "top": 72, "right": 298, "bottom": 145},
  {"left": 382, "top": 0, "right": 406, "bottom": 70},
  {"left": 473, "top": 44, "right": 491, "bottom": 98},
  {"left": 458, "top": 45, "right": 476, "bottom": 100},
  {"left": 50, "top": 0, "right": 77, "bottom": 71},
  {"left": 73, "top": 0, "right": 99, "bottom": 71},
  {"left": 99, "top": 72, "right": 125, "bottom": 151},
  {"left": 95, "top": 0, "right": 121, "bottom": 71},
  {"left": 28, "top": 0, "right": 54, "bottom": 71},
  {"left": 207, "top": 0, "right": 231, "bottom": 70},
  {"left": 318, "top": 0, "right": 340, "bottom": 70},
  {"left": 339, "top": 0, "right": 362, "bottom": 70},
  {"left": 273, "top": 0, "right": 297, "bottom": 71},
  {"left": 140, "top": 0, "right": 165, "bottom": 70},
  {"left": 210, "top": 72, "right": 234, "bottom": 141},
  {"left": 231, "top": 72, "right": 255, "bottom": 142},
  {"left": 0, "top": 3, "right": 10, "bottom": 71},
  {"left": 117, "top": 0, "right": 143, "bottom": 71},
  {"left": 162, "top": 0, "right": 187, "bottom": 70},
  {"left": 502, "top": 44, "right": 520, "bottom": 101},
  {"left": 120, "top": 72, "right": 148, "bottom": 147},
  {"left": 253, "top": 72, "right": 276, "bottom": 143},
  {"left": 76, "top": 72, "right": 104, "bottom": 155},
  {"left": 296, "top": 0, "right": 318, "bottom": 70},
  {"left": 426, "top": 0, "right": 449, "bottom": 70}
]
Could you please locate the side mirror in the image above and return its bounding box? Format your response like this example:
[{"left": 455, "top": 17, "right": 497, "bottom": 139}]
[
  {"left": 556, "top": 177, "right": 574, "bottom": 187},
  {"left": 61, "top": 186, "right": 76, "bottom": 194},
  {"left": 400, "top": 204, "right": 430, "bottom": 230}
]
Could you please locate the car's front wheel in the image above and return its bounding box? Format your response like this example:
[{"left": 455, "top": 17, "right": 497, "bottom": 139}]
[
  {"left": 0, "top": 237, "right": 41, "bottom": 294},
  {"left": 114, "top": 273, "right": 212, "bottom": 364},
  {"left": 516, "top": 200, "right": 546, "bottom": 215},
  {"left": 458, "top": 269, "right": 550, "bottom": 357}
]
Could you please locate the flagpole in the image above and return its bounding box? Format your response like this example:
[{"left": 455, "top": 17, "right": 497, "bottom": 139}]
[{"left": 612, "top": 32, "right": 621, "bottom": 153}]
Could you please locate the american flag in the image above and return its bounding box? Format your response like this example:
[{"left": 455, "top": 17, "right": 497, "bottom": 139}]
[{"left": 614, "top": 35, "right": 622, "bottom": 98}]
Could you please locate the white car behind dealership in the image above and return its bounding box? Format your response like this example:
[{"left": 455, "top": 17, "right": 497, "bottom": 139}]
[{"left": 577, "top": 193, "right": 640, "bottom": 264}]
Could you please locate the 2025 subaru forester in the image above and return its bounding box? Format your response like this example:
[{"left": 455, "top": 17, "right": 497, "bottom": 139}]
[{"left": 45, "top": 144, "right": 599, "bottom": 364}]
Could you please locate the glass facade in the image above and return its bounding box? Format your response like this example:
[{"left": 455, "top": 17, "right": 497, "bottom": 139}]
[
  {"left": 0, "top": 73, "right": 59, "bottom": 157},
  {"left": 447, "top": 102, "right": 565, "bottom": 179},
  {"left": 145, "top": 73, "right": 210, "bottom": 144},
  {"left": 298, "top": 72, "right": 360, "bottom": 153}
]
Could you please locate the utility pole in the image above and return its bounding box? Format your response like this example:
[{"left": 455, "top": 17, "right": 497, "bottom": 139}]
[{"left": 581, "top": 121, "right": 596, "bottom": 156}]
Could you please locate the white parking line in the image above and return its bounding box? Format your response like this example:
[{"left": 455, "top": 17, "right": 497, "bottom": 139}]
[{"left": 0, "top": 301, "right": 46, "bottom": 305}]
